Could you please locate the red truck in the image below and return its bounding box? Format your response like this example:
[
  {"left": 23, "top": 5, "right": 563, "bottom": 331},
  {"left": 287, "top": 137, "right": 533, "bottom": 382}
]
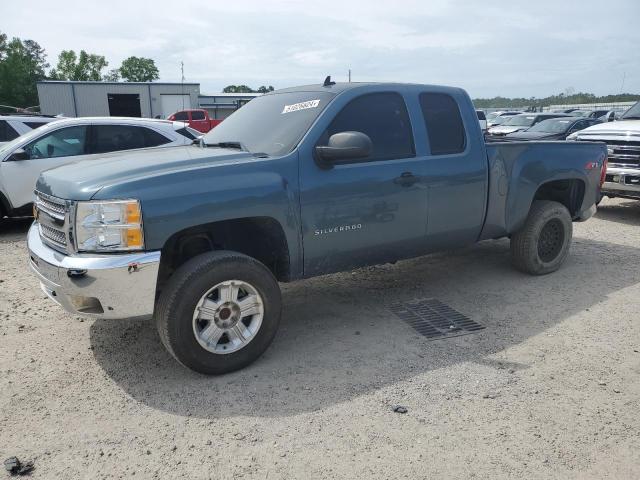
[{"left": 167, "top": 109, "right": 222, "bottom": 133}]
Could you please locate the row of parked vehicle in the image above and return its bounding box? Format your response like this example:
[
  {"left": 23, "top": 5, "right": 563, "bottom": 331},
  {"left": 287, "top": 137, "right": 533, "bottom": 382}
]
[{"left": 476, "top": 102, "right": 640, "bottom": 202}]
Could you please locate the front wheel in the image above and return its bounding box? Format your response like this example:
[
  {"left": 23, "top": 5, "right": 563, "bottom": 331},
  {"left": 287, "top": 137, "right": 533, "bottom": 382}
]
[
  {"left": 155, "top": 251, "right": 282, "bottom": 375},
  {"left": 510, "top": 200, "right": 573, "bottom": 275}
]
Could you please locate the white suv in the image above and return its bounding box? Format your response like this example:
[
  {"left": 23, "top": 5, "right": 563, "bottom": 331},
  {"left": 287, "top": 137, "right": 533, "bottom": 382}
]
[
  {"left": 0, "top": 117, "right": 199, "bottom": 219},
  {"left": 0, "top": 114, "right": 58, "bottom": 145}
]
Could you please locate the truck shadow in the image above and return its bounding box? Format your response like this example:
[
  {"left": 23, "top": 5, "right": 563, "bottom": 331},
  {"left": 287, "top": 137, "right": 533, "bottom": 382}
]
[
  {"left": 0, "top": 217, "right": 32, "bottom": 241},
  {"left": 595, "top": 198, "right": 640, "bottom": 226},
  {"left": 89, "top": 237, "right": 640, "bottom": 419}
]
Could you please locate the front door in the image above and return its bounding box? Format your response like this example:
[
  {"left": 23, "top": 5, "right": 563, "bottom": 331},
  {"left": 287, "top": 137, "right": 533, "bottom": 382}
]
[
  {"left": 299, "top": 92, "right": 429, "bottom": 276},
  {"left": 2, "top": 125, "right": 89, "bottom": 208}
]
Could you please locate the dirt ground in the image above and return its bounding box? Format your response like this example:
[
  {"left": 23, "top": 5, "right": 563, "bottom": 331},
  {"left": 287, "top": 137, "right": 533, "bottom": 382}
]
[{"left": 1, "top": 197, "right": 639, "bottom": 479}]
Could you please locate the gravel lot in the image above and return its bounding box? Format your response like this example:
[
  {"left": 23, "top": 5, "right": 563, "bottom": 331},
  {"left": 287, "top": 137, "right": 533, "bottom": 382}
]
[{"left": 1, "top": 198, "right": 639, "bottom": 479}]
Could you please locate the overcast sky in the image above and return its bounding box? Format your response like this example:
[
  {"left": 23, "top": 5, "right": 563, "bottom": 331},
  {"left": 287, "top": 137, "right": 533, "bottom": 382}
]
[{"left": 2, "top": 0, "right": 639, "bottom": 98}]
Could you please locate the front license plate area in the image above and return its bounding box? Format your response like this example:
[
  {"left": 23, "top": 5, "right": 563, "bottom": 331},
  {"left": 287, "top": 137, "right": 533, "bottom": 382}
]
[{"left": 30, "top": 252, "right": 60, "bottom": 283}]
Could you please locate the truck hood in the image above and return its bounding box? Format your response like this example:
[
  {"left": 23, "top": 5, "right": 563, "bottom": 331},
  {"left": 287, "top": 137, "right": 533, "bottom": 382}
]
[
  {"left": 575, "top": 120, "right": 640, "bottom": 138},
  {"left": 504, "top": 131, "right": 562, "bottom": 140},
  {"left": 488, "top": 125, "right": 527, "bottom": 135},
  {"left": 36, "top": 145, "right": 256, "bottom": 200}
]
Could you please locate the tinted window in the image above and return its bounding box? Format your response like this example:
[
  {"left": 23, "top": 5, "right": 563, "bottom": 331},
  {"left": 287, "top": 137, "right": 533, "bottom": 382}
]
[
  {"left": 92, "top": 125, "right": 146, "bottom": 153},
  {"left": 0, "top": 120, "right": 19, "bottom": 142},
  {"left": 191, "top": 110, "right": 205, "bottom": 120},
  {"left": 173, "top": 111, "right": 189, "bottom": 121},
  {"left": 321, "top": 92, "right": 414, "bottom": 161},
  {"left": 142, "top": 127, "right": 171, "bottom": 147},
  {"left": 476, "top": 111, "right": 486, "bottom": 120},
  {"left": 24, "top": 126, "right": 88, "bottom": 159},
  {"left": 419, "top": 93, "right": 466, "bottom": 155},
  {"left": 24, "top": 121, "right": 49, "bottom": 130}
]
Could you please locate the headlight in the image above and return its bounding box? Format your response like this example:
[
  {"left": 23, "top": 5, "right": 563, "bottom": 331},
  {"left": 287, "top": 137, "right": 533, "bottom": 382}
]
[{"left": 74, "top": 200, "right": 144, "bottom": 252}]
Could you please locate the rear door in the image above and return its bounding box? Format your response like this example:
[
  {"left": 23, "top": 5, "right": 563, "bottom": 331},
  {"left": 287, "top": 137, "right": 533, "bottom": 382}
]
[
  {"left": 2, "top": 125, "right": 88, "bottom": 208},
  {"left": 299, "top": 91, "right": 430, "bottom": 276},
  {"left": 418, "top": 92, "right": 487, "bottom": 250}
]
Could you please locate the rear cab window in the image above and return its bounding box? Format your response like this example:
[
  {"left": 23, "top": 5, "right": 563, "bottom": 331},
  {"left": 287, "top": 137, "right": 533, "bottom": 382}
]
[{"left": 419, "top": 93, "right": 466, "bottom": 155}]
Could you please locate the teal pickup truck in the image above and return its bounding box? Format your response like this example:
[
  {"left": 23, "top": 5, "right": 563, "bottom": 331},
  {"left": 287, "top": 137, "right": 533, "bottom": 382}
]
[{"left": 28, "top": 80, "right": 607, "bottom": 374}]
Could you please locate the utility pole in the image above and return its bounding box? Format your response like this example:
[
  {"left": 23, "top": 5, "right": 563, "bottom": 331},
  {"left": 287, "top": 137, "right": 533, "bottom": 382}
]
[
  {"left": 181, "top": 61, "right": 185, "bottom": 110},
  {"left": 348, "top": 69, "right": 351, "bottom": 82}
]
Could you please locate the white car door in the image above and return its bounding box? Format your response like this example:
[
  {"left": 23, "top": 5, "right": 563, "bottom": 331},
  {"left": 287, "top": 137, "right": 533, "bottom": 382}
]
[{"left": 1, "top": 125, "right": 89, "bottom": 209}]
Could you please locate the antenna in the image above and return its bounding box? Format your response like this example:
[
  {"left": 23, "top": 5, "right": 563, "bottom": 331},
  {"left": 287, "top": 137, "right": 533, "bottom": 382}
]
[{"left": 323, "top": 75, "right": 336, "bottom": 87}]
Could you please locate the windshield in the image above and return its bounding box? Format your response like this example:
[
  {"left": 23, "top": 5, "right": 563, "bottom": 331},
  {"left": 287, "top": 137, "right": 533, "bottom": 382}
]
[
  {"left": 622, "top": 101, "right": 640, "bottom": 120},
  {"left": 528, "top": 118, "right": 574, "bottom": 133},
  {"left": 203, "top": 91, "right": 335, "bottom": 156},
  {"left": 502, "top": 115, "right": 536, "bottom": 127}
]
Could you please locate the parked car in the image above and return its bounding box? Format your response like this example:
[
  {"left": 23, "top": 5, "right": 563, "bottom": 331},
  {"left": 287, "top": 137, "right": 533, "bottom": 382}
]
[
  {"left": 28, "top": 81, "right": 606, "bottom": 374},
  {"left": 569, "top": 109, "right": 610, "bottom": 119},
  {"left": 0, "top": 114, "right": 59, "bottom": 145},
  {"left": 476, "top": 110, "right": 487, "bottom": 131},
  {"left": 568, "top": 100, "right": 640, "bottom": 201},
  {"left": 486, "top": 111, "right": 521, "bottom": 127},
  {"left": 487, "top": 113, "right": 570, "bottom": 136},
  {"left": 168, "top": 109, "right": 222, "bottom": 133},
  {"left": 504, "top": 117, "right": 602, "bottom": 141},
  {"left": 598, "top": 110, "right": 625, "bottom": 123},
  {"left": 0, "top": 117, "right": 197, "bottom": 219}
]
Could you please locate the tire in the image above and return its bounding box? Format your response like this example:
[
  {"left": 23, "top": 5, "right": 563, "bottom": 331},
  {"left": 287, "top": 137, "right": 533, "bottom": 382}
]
[
  {"left": 510, "top": 200, "right": 573, "bottom": 275},
  {"left": 155, "top": 250, "right": 282, "bottom": 375},
  {"left": 595, "top": 192, "right": 603, "bottom": 206}
]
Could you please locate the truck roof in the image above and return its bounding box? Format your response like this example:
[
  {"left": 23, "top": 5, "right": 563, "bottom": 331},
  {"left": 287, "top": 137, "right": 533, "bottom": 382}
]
[{"left": 273, "top": 82, "right": 464, "bottom": 95}]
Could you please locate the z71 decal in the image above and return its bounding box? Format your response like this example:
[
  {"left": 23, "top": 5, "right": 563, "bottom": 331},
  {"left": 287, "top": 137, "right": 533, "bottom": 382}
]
[{"left": 282, "top": 99, "right": 320, "bottom": 114}]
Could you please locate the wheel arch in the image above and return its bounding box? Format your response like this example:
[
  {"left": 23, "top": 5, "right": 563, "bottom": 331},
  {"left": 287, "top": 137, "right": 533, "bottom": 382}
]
[{"left": 156, "top": 216, "right": 291, "bottom": 297}]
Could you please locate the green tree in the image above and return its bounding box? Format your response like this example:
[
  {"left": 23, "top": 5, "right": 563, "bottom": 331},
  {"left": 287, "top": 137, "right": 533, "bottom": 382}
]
[
  {"left": 223, "top": 85, "right": 274, "bottom": 93},
  {"left": 50, "top": 49, "right": 108, "bottom": 81},
  {"left": 0, "top": 33, "right": 49, "bottom": 108},
  {"left": 103, "top": 68, "right": 121, "bottom": 81},
  {"left": 118, "top": 56, "right": 159, "bottom": 82}
]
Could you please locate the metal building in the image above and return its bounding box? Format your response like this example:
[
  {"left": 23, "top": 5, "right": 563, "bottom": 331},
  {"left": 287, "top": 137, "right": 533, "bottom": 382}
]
[
  {"left": 198, "top": 93, "right": 262, "bottom": 121},
  {"left": 37, "top": 81, "right": 201, "bottom": 118}
]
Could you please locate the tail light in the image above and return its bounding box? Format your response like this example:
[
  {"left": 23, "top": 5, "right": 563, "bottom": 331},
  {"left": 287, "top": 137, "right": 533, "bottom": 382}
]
[{"left": 600, "top": 156, "right": 608, "bottom": 188}]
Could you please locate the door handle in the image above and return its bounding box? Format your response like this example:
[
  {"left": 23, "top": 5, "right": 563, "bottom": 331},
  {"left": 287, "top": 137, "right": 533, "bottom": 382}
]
[{"left": 394, "top": 171, "right": 418, "bottom": 187}]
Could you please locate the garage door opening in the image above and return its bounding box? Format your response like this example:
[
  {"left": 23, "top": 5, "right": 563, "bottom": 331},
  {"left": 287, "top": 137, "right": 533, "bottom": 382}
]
[{"left": 108, "top": 94, "right": 142, "bottom": 117}]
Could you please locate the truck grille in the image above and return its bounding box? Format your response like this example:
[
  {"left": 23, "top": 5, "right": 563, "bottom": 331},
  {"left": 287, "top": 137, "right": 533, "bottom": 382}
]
[
  {"left": 34, "top": 191, "right": 69, "bottom": 252},
  {"left": 605, "top": 140, "right": 640, "bottom": 167}
]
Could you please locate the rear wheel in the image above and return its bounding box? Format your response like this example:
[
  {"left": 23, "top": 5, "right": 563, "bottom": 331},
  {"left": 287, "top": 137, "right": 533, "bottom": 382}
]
[
  {"left": 156, "top": 251, "right": 281, "bottom": 375},
  {"left": 510, "top": 200, "right": 572, "bottom": 275}
]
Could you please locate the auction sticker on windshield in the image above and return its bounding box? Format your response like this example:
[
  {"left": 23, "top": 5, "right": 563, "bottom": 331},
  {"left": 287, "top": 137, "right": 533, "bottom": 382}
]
[{"left": 282, "top": 99, "right": 320, "bottom": 114}]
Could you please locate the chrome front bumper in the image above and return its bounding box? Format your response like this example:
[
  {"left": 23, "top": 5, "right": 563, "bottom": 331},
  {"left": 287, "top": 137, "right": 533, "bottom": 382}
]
[
  {"left": 601, "top": 165, "right": 640, "bottom": 199},
  {"left": 27, "top": 224, "right": 161, "bottom": 319}
]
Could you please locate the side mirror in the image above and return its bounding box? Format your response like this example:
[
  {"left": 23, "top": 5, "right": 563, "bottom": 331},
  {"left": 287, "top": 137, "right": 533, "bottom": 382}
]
[
  {"left": 314, "top": 131, "right": 372, "bottom": 169},
  {"left": 8, "top": 148, "right": 28, "bottom": 161}
]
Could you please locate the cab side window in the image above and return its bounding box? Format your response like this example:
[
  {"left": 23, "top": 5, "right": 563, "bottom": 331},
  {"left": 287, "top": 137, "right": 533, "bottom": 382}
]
[
  {"left": 24, "top": 126, "right": 88, "bottom": 159},
  {"left": 173, "top": 111, "right": 189, "bottom": 121},
  {"left": 419, "top": 93, "right": 466, "bottom": 155},
  {"left": 320, "top": 92, "right": 414, "bottom": 162},
  {"left": 191, "top": 110, "right": 205, "bottom": 120}
]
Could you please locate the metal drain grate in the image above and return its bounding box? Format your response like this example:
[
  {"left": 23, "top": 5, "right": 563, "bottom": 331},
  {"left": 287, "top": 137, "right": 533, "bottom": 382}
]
[{"left": 389, "top": 298, "right": 484, "bottom": 340}]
